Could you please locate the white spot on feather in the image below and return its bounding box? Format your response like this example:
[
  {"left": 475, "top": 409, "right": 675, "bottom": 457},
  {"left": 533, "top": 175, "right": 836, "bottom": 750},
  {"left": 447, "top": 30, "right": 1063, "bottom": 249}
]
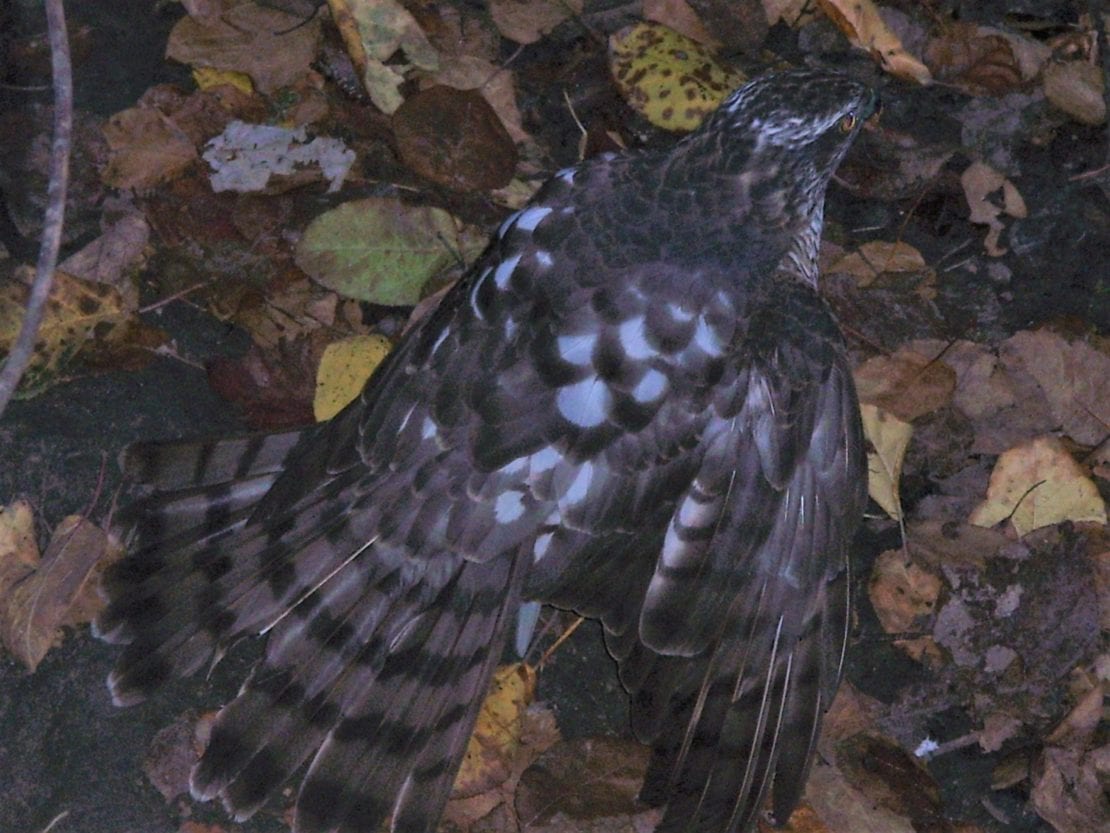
[
  {"left": 561, "top": 461, "right": 594, "bottom": 506},
  {"left": 618, "top": 316, "right": 655, "bottom": 360},
  {"left": 557, "top": 167, "right": 575, "bottom": 185},
  {"left": 421, "top": 417, "right": 437, "bottom": 440},
  {"left": 497, "top": 211, "right": 520, "bottom": 239},
  {"left": 494, "top": 253, "right": 521, "bottom": 289},
  {"left": 667, "top": 302, "right": 694, "bottom": 322},
  {"left": 556, "top": 332, "right": 597, "bottom": 366},
  {"left": 515, "top": 205, "right": 552, "bottom": 233},
  {"left": 694, "top": 315, "right": 725, "bottom": 356},
  {"left": 529, "top": 445, "right": 561, "bottom": 475},
  {"left": 632, "top": 368, "right": 667, "bottom": 402},
  {"left": 535, "top": 250, "right": 553, "bottom": 269},
  {"left": 556, "top": 375, "right": 610, "bottom": 427},
  {"left": 468, "top": 267, "right": 492, "bottom": 319},
  {"left": 660, "top": 522, "right": 685, "bottom": 568},
  {"left": 533, "top": 531, "right": 555, "bottom": 562},
  {"left": 495, "top": 490, "right": 526, "bottom": 523}
]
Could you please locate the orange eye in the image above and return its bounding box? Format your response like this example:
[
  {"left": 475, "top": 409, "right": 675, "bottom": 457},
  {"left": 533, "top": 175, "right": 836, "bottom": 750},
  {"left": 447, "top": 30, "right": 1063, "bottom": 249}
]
[{"left": 839, "top": 113, "right": 858, "bottom": 133}]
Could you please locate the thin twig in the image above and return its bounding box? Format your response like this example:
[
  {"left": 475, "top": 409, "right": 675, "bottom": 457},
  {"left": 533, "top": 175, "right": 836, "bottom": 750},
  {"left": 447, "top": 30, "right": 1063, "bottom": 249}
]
[{"left": 0, "top": 0, "right": 72, "bottom": 416}]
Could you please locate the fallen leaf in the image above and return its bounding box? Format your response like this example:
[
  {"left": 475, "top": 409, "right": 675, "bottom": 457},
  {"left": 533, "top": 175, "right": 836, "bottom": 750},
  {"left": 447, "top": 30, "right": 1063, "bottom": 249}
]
[
  {"left": 969, "top": 436, "right": 1108, "bottom": 535},
  {"left": 854, "top": 347, "right": 956, "bottom": 422},
  {"left": 869, "top": 549, "right": 943, "bottom": 634},
  {"left": 830, "top": 240, "right": 927, "bottom": 287},
  {"left": 392, "top": 86, "right": 518, "bottom": 191},
  {"left": 101, "top": 106, "right": 197, "bottom": 190},
  {"left": 0, "top": 511, "right": 110, "bottom": 671},
  {"left": 328, "top": 0, "right": 439, "bottom": 114},
  {"left": 643, "top": 0, "right": 719, "bottom": 47},
  {"left": 816, "top": 0, "right": 931, "bottom": 84},
  {"left": 960, "top": 161, "right": 1027, "bottom": 257},
  {"left": 1000, "top": 329, "right": 1110, "bottom": 447},
  {"left": 609, "top": 21, "right": 745, "bottom": 132},
  {"left": 1043, "top": 60, "right": 1106, "bottom": 126},
  {"left": 295, "top": 197, "right": 481, "bottom": 306},
  {"left": 924, "top": 23, "right": 1024, "bottom": 95},
  {"left": 0, "top": 268, "right": 130, "bottom": 398},
  {"left": 203, "top": 121, "right": 355, "bottom": 194},
  {"left": 313, "top": 333, "right": 393, "bottom": 422},
  {"left": 861, "top": 402, "right": 913, "bottom": 521},
  {"left": 428, "top": 55, "right": 529, "bottom": 144},
  {"left": 166, "top": 0, "right": 321, "bottom": 94},
  {"left": 454, "top": 662, "right": 536, "bottom": 798},
  {"left": 487, "top": 0, "right": 583, "bottom": 45}
]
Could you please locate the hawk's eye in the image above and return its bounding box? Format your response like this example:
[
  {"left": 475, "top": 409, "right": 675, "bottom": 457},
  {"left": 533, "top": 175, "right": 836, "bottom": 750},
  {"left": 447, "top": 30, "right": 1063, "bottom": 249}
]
[{"left": 838, "top": 113, "right": 858, "bottom": 133}]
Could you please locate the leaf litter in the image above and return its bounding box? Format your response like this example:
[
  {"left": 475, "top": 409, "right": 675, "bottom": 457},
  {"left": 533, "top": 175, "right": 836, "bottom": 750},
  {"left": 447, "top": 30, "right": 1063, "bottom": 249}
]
[{"left": 0, "top": 0, "right": 1107, "bottom": 831}]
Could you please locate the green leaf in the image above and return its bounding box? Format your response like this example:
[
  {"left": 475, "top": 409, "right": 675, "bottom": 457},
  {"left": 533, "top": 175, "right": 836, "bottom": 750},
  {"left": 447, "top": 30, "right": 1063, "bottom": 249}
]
[{"left": 295, "top": 197, "right": 464, "bottom": 306}]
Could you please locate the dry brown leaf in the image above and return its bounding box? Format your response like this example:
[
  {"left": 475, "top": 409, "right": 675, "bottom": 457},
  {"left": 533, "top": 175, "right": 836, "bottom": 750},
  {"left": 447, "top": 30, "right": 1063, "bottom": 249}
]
[
  {"left": 428, "top": 55, "right": 529, "bottom": 144},
  {"left": 0, "top": 511, "right": 111, "bottom": 671},
  {"left": 960, "top": 161, "right": 1027, "bottom": 257},
  {"left": 101, "top": 106, "right": 197, "bottom": 190},
  {"left": 861, "top": 402, "right": 912, "bottom": 521},
  {"left": 643, "top": 0, "right": 718, "bottom": 47},
  {"left": 924, "top": 23, "right": 1024, "bottom": 95},
  {"left": 854, "top": 347, "right": 956, "bottom": 422},
  {"left": 803, "top": 760, "right": 915, "bottom": 833},
  {"left": 487, "top": 0, "right": 584, "bottom": 45},
  {"left": 1031, "top": 742, "right": 1110, "bottom": 833},
  {"left": 816, "top": 0, "right": 931, "bottom": 84},
  {"left": 969, "top": 436, "right": 1108, "bottom": 535},
  {"left": 166, "top": 0, "right": 321, "bottom": 94},
  {"left": 392, "top": 85, "right": 518, "bottom": 191},
  {"left": 829, "top": 240, "right": 926, "bottom": 288},
  {"left": 515, "top": 736, "right": 655, "bottom": 828},
  {"left": 1043, "top": 60, "right": 1106, "bottom": 126},
  {"left": 1000, "top": 329, "right": 1110, "bottom": 447},
  {"left": 869, "top": 549, "right": 943, "bottom": 634}
]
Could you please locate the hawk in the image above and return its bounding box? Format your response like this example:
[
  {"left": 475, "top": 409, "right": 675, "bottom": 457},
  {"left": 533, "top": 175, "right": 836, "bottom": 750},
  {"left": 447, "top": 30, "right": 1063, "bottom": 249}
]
[{"left": 96, "top": 69, "right": 875, "bottom": 833}]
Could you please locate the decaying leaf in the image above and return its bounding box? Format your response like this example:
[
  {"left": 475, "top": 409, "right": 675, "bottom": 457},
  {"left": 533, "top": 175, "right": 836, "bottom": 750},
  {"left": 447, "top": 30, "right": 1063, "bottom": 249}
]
[
  {"left": 166, "top": 0, "right": 321, "bottom": 94},
  {"left": 969, "top": 436, "right": 1108, "bottom": 535},
  {"left": 609, "top": 22, "right": 745, "bottom": 132},
  {"left": 454, "top": 662, "right": 537, "bottom": 798},
  {"left": 830, "top": 240, "right": 926, "bottom": 287},
  {"left": 203, "top": 121, "right": 355, "bottom": 194},
  {"left": 0, "top": 507, "right": 112, "bottom": 671},
  {"left": 1043, "top": 60, "right": 1106, "bottom": 126},
  {"left": 487, "top": 0, "right": 584, "bottom": 45},
  {"left": 860, "top": 402, "right": 913, "bottom": 521},
  {"left": 101, "top": 106, "right": 198, "bottom": 190},
  {"left": 924, "top": 23, "right": 1026, "bottom": 95},
  {"left": 313, "top": 333, "right": 393, "bottom": 422},
  {"left": 0, "top": 268, "right": 130, "bottom": 398},
  {"left": 960, "top": 161, "right": 1027, "bottom": 257},
  {"left": 869, "top": 549, "right": 943, "bottom": 634},
  {"left": 392, "top": 86, "right": 518, "bottom": 191},
  {"left": 328, "top": 0, "right": 439, "bottom": 114},
  {"left": 854, "top": 347, "right": 956, "bottom": 423},
  {"left": 295, "top": 197, "right": 481, "bottom": 306},
  {"left": 816, "top": 0, "right": 931, "bottom": 84}
]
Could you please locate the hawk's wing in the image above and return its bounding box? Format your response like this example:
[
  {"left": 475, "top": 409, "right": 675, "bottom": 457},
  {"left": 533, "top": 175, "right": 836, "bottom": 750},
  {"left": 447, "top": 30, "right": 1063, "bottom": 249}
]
[{"left": 97, "top": 145, "right": 862, "bottom": 833}]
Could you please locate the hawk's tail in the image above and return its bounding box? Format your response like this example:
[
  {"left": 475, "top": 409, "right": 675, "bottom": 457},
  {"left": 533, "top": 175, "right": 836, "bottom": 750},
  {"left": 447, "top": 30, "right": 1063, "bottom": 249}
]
[{"left": 95, "top": 433, "right": 527, "bottom": 833}]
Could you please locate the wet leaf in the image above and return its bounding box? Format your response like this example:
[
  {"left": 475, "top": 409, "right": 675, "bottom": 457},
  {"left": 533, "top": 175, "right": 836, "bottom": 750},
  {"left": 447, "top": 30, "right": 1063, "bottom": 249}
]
[
  {"left": 869, "top": 549, "right": 943, "bottom": 634},
  {"left": 609, "top": 22, "right": 744, "bottom": 132},
  {"left": 960, "top": 161, "right": 1027, "bottom": 257},
  {"left": 854, "top": 347, "right": 956, "bottom": 423},
  {"left": 101, "top": 106, "right": 197, "bottom": 190},
  {"left": 1043, "top": 60, "right": 1106, "bottom": 126}
]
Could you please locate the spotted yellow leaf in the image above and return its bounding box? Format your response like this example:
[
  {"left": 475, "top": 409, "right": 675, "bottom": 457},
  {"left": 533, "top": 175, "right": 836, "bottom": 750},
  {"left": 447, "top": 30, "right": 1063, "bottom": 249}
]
[
  {"left": 313, "top": 333, "right": 393, "bottom": 422},
  {"left": 609, "top": 21, "right": 745, "bottom": 132}
]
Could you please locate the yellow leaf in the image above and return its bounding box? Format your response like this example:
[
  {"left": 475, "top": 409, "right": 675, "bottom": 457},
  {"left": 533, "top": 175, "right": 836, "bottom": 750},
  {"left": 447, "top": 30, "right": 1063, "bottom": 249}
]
[
  {"left": 969, "top": 436, "right": 1107, "bottom": 535},
  {"left": 192, "top": 66, "right": 254, "bottom": 94},
  {"left": 453, "top": 662, "right": 537, "bottom": 798},
  {"left": 829, "top": 240, "right": 926, "bottom": 287},
  {"left": 609, "top": 22, "right": 745, "bottom": 132},
  {"left": 313, "top": 334, "right": 393, "bottom": 422},
  {"left": 861, "top": 403, "right": 912, "bottom": 521}
]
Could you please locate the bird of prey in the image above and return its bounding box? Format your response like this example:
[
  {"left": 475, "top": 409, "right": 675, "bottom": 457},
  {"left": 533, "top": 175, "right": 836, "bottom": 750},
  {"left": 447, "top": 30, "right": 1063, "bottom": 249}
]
[{"left": 96, "top": 68, "right": 874, "bottom": 833}]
